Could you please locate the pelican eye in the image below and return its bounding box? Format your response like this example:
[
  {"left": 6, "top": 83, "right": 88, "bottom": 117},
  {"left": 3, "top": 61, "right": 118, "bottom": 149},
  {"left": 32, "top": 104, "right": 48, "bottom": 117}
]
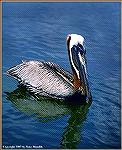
[{"left": 77, "top": 43, "right": 86, "bottom": 55}]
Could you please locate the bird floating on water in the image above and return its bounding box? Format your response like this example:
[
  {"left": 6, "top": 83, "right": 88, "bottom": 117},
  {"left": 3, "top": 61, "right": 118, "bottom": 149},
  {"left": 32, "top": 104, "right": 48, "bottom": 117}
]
[{"left": 6, "top": 34, "right": 91, "bottom": 102}]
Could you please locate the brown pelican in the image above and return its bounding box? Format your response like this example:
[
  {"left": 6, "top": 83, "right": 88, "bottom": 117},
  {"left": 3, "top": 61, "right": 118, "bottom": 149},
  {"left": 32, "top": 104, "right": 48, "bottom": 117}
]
[{"left": 6, "top": 34, "right": 91, "bottom": 102}]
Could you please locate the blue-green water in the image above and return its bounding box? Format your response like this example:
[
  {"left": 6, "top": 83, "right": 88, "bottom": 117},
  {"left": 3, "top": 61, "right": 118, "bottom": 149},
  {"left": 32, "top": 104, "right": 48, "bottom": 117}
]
[{"left": 2, "top": 2, "right": 121, "bottom": 149}]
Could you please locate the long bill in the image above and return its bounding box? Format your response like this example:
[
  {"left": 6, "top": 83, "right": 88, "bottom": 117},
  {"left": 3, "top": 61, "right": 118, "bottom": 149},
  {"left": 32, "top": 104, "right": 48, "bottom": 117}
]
[{"left": 69, "top": 44, "right": 91, "bottom": 100}]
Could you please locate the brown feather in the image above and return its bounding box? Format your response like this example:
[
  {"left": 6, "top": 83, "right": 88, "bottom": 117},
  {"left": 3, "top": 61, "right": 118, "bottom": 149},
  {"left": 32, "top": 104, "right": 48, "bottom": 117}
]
[{"left": 73, "top": 74, "right": 81, "bottom": 90}]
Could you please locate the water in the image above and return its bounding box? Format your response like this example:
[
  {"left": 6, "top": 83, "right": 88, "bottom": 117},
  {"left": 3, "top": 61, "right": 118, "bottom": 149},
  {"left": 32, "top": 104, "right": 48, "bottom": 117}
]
[{"left": 2, "top": 2, "right": 121, "bottom": 149}]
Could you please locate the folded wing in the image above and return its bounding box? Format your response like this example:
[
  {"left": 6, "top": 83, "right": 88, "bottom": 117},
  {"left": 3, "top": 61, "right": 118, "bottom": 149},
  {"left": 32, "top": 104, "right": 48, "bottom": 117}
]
[{"left": 6, "top": 60, "right": 74, "bottom": 99}]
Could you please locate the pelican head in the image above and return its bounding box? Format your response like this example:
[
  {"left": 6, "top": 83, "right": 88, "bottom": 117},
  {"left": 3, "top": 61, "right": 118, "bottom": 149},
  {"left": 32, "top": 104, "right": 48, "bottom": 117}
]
[{"left": 67, "top": 34, "right": 90, "bottom": 99}]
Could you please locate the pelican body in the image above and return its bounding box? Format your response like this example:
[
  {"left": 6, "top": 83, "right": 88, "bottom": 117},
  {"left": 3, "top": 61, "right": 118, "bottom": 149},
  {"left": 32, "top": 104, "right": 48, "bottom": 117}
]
[{"left": 6, "top": 34, "right": 91, "bottom": 101}]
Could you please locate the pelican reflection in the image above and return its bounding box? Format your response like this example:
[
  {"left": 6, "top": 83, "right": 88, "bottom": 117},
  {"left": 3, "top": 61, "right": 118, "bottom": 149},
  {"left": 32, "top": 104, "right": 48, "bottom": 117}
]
[{"left": 5, "top": 85, "right": 91, "bottom": 148}]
